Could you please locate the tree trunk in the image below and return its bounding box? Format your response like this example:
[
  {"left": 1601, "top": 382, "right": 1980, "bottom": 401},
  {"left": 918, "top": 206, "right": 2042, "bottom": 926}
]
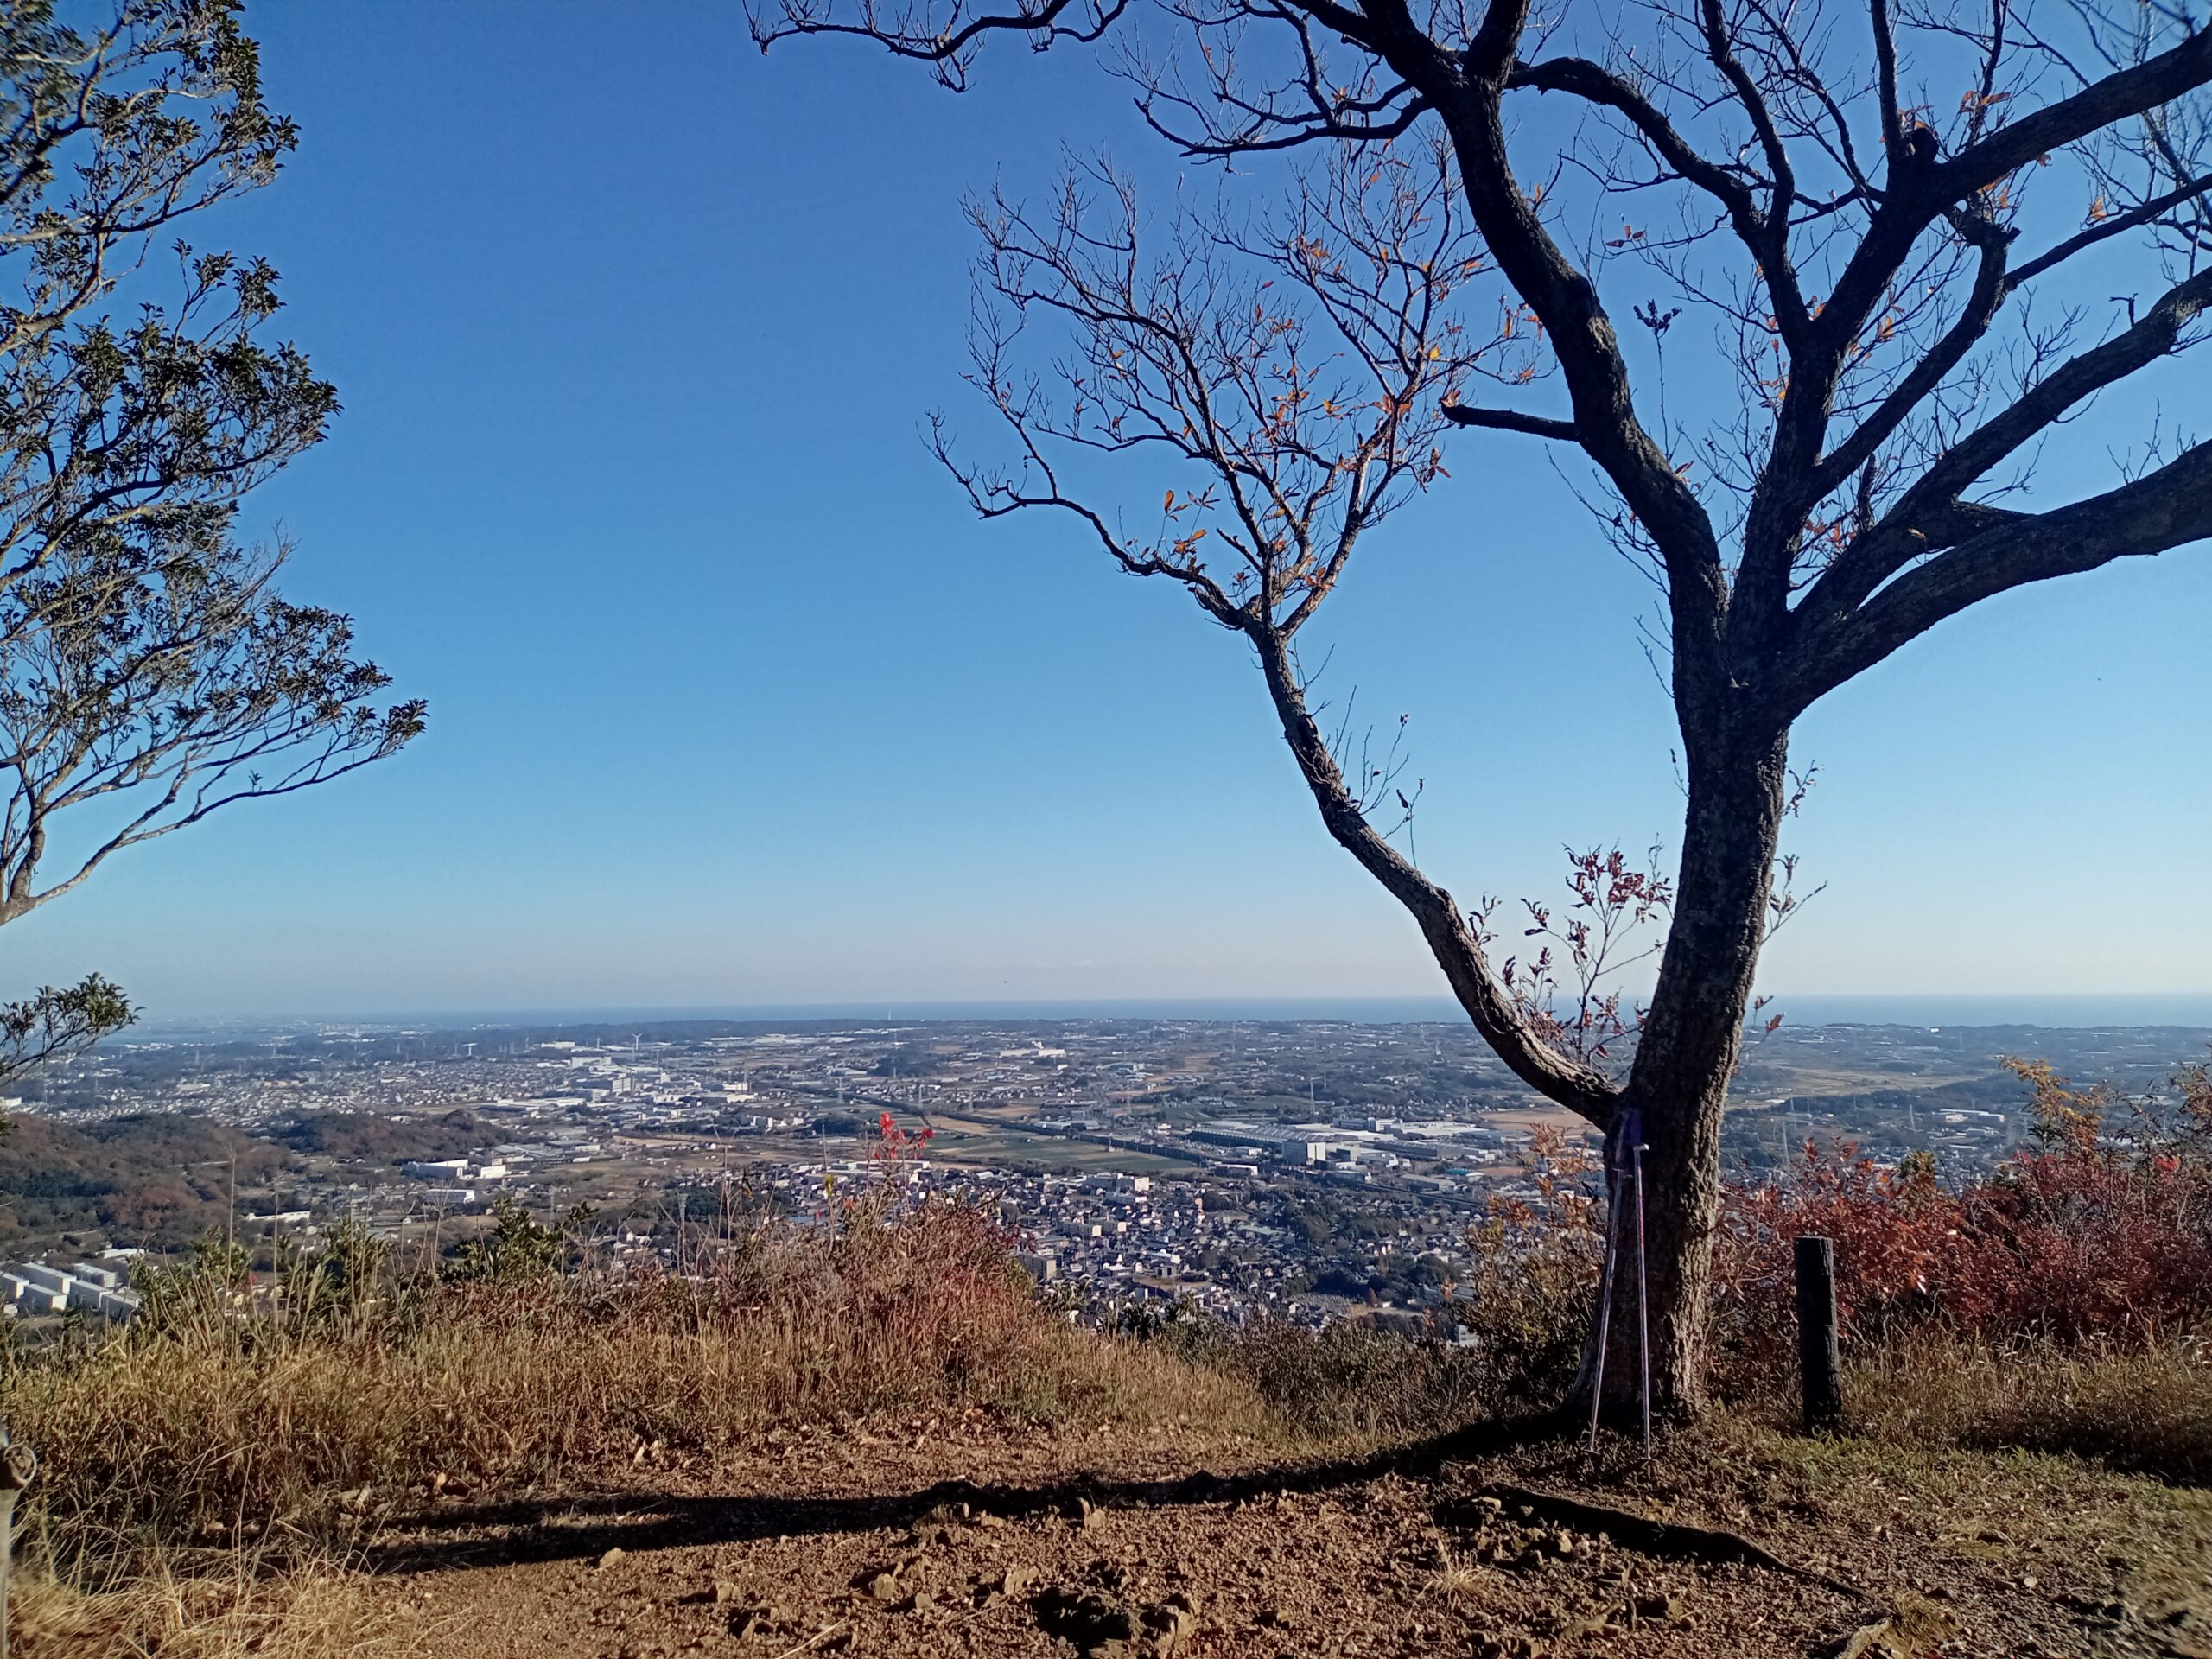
[{"left": 1580, "top": 723, "right": 1793, "bottom": 1423}]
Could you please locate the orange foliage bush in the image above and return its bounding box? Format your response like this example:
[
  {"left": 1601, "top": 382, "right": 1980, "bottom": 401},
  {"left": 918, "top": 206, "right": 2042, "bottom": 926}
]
[{"left": 1713, "top": 1058, "right": 2212, "bottom": 1373}]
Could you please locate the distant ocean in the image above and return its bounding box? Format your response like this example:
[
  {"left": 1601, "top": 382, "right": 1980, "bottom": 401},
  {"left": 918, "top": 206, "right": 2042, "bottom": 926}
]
[{"left": 138, "top": 991, "right": 2212, "bottom": 1040}]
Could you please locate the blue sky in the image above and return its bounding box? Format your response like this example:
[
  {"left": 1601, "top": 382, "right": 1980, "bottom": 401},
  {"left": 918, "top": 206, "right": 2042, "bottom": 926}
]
[{"left": 7, "top": 1, "right": 2209, "bottom": 1020}]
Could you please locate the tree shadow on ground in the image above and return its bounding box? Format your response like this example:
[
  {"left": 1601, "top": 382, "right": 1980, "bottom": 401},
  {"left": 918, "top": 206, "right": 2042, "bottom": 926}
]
[{"left": 362, "top": 1413, "right": 1573, "bottom": 1579}]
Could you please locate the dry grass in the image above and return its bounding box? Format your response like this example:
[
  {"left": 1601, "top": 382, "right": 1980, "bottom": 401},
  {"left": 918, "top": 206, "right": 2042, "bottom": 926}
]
[
  {"left": 0, "top": 1201, "right": 1265, "bottom": 1579},
  {"left": 1183, "top": 1318, "right": 1500, "bottom": 1441},
  {"left": 9, "top": 1306, "right": 1245, "bottom": 1554},
  {"left": 1840, "top": 1327, "right": 2212, "bottom": 1480},
  {"left": 1429, "top": 1553, "right": 1485, "bottom": 1600},
  {"left": 6, "top": 1546, "right": 390, "bottom": 1659}
]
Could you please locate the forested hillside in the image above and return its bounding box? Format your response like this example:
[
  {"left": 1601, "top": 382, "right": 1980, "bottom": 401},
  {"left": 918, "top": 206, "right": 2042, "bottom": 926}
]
[{"left": 0, "top": 1116, "right": 287, "bottom": 1249}]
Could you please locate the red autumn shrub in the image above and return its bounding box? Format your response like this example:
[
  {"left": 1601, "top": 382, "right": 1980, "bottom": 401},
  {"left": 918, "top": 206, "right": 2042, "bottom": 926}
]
[
  {"left": 1712, "top": 1057, "right": 2212, "bottom": 1370},
  {"left": 1712, "top": 1140, "right": 1961, "bottom": 1370},
  {"left": 1948, "top": 1059, "right": 2212, "bottom": 1342}
]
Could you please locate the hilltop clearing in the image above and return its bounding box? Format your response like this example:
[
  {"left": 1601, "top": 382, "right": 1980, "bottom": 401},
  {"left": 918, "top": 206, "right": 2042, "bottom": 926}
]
[
  {"left": 22, "top": 1416, "right": 2204, "bottom": 1659},
  {"left": 6, "top": 1101, "right": 2210, "bottom": 1659}
]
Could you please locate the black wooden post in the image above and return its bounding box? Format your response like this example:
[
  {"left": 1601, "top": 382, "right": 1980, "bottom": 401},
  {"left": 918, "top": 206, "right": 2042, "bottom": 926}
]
[{"left": 1794, "top": 1235, "right": 1842, "bottom": 1433}]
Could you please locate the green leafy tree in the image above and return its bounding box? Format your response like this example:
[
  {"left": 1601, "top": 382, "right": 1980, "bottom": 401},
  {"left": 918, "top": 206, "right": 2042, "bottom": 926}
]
[
  {"left": 0, "top": 970, "right": 126, "bottom": 1098},
  {"left": 0, "top": 2, "right": 423, "bottom": 1090},
  {"left": 447, "top": 1198, "right": 592, "bottom": 1284}
]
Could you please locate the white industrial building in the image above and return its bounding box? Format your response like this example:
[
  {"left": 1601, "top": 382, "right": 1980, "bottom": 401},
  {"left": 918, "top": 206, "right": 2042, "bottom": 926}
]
[{"left": 1, "top": 1259, "right": 141, "bottom": 1320}]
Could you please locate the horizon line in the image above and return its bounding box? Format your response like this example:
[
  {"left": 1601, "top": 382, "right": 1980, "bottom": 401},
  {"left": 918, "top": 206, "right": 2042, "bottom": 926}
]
[{"left": 118, "top": 988, "right": 2212, "bottom": 1038}]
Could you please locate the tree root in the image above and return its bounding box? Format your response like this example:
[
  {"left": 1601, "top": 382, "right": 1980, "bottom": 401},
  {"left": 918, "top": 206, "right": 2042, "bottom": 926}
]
[{"left": 1472, "top": 1483, "right": 1872, "bottom": 1605}]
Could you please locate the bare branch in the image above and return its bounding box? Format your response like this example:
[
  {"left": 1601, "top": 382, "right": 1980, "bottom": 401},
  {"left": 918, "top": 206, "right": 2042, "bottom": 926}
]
[
  {"left": 1792, "top": 438, "right": 2212, "bottom": 706},
  {"left": 748, "top": 0, "right": 1129, "bottom": 90},
  {"left": 1870, "top": 0, "right": 1905, "bottom": 165},
  {"left": 1802, "top": 262, "right": 2212, "bottom": 627},
  {"left": 1506, "top": 55, "right": 1762, "bottom": 232},
  {"left": 1247, "top": 620, "right": 1622, "bottom": 1122},
  {"left": 1441, "top": 401, "right": 1578, "bottom": 441},
  {"left": 2012, "top": 171, "right": 2212, "bottom": 284},
  {"left": 1940, "top": 24, "right": 2212, "bottom": 199},
  {"left": 1808, "top": 214, "right": 2014, "bottom": 504}
]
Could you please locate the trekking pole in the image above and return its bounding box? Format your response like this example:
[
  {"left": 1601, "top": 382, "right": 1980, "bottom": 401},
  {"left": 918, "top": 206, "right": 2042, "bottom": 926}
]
[
  {"left": 1, "top": 1421, "right": 35, "bottom": 1659},
  {"left": 1618, "top": 1119, "right": 1654, "bottom": 1468},
  {"left": 1586, "top": 1117, "right": 1625, "bottom": 1454}
]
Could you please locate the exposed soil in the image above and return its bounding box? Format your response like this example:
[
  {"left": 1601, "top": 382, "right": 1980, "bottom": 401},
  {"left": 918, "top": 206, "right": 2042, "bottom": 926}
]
[{"left": 350, "top": 1417, "right": 2211, "bottom": 1659}]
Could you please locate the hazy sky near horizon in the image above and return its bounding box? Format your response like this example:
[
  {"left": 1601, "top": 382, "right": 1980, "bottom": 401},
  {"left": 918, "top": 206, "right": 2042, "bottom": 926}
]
[{"left": 7, "top": 1, "right": 2209, "bottom": 1020}]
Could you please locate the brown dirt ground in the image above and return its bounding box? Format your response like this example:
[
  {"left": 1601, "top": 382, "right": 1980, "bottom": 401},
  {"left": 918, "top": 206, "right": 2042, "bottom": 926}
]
[{"left": 342, "top": 1416, "right": 2211, "bottom": 1659}]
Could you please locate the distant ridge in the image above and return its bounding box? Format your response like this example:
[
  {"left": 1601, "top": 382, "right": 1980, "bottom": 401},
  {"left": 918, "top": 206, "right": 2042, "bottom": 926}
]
[{"left": 127, "top": 991, "right": 2212, "bottom": 1043}]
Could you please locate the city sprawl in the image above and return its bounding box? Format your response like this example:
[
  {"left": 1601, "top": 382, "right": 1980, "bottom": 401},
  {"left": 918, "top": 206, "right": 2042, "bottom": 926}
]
[{"left": 3, "top": 1016, "right": 2205, "bottom": 1332}]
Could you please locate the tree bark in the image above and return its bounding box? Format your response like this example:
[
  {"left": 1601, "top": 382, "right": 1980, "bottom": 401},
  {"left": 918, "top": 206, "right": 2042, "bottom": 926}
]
[{"left": 1580, "top": 722, "right": 1792, "bottom": 1422}]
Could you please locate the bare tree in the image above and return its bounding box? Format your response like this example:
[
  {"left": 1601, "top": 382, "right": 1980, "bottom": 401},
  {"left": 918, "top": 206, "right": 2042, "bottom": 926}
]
[
  {"left": 757, "top": 0, "right": 2212, "bottom": 1415},
  {"left": 0, "top": 3, "right": 423, "bottom": 1083}
]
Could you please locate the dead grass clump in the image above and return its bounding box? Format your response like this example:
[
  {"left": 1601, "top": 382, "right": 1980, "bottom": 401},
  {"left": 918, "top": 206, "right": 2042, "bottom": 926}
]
[
  {"left": 1841, "top": 1328, "right": 2212, "bottom": 1480},
  {"left": 1430, "top": 1550, "right": 1484, "bottom": 1601},
  {"left": 1195, "top": 1318, "right": 1492, "bottom": 1441},
  {"left": 4, "top": 1544, "right": 389, "bottom": 1659}
]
